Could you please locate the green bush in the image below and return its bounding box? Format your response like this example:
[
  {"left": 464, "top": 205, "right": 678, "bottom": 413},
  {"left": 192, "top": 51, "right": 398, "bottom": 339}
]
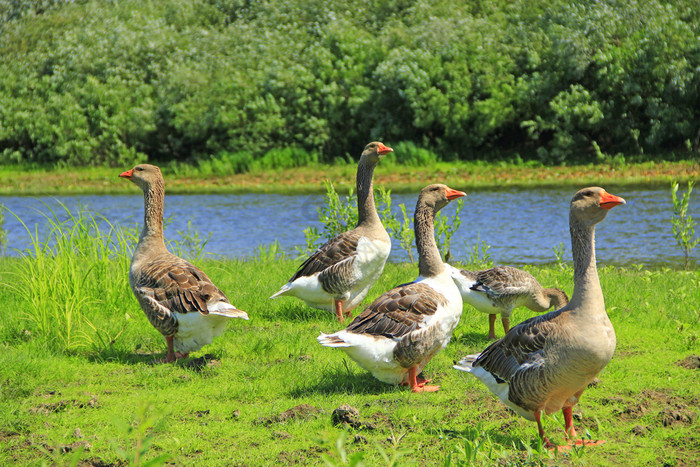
[{"left": 0, "top": 0, "right": 698, "bottom": 167}]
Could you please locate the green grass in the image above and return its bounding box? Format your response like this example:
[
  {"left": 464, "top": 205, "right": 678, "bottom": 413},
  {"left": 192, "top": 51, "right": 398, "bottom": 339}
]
[
  {"left": 0, "top": 213, "right": 698, "bottom": 465},
  {"left": 1, "top": 159, "right": 698, "bottom": 196}
]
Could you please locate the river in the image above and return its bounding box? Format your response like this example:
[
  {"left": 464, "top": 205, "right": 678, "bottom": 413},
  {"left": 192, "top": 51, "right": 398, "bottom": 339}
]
[{"left": 1, "top": 185, "right": 698, "bottom": 268}]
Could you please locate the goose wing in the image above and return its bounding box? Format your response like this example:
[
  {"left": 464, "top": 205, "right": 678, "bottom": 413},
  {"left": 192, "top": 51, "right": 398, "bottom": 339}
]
[
  {"left": 289, "top": 231, "right": 361, "bottom": 282},
  {"left": 344, "top": 282, "right": 446, "bottom": 339},
  {"left": 473, "top": 309, "right": 565, "bottom": 381},
  {"left": 134, "top": 256, "right": 229, "bottom": 316},
  {"left": 472, "top": 266, "right": 536, "bottom": 298}
]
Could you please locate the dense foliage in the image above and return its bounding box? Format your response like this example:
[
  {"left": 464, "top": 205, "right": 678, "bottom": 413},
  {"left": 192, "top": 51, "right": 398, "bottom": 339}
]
[{"left": 1, "top": 0, "right": 698, "bottom": 167}]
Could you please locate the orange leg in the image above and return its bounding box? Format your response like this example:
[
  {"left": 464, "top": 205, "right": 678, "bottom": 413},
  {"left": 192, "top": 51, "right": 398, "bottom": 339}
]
[
  {"left": 407, "top": 366, "right": 439, "bottom": 393},
  {"left": 487, "top": 314, "right": 498, "bottom": 340},
  {"left": 334, "top": 300, "right": 345, "bottom": 322},
  {"left": 159, "top": 336, "right": 189, "bottom": 363},
  {"left": 534, "top": 410, "right": 555, "bottom": 449},
  {"left": 563, "top": 407, "right": 606, "bottom": 447},
  {"left": 161, "top": 336, "right": 176, "bottom": 363}
]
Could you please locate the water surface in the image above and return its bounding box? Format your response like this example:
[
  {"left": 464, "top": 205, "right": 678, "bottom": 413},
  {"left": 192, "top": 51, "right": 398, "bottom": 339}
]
[{"left": 1, "top": 186, "right": 697, "bottom": 267}]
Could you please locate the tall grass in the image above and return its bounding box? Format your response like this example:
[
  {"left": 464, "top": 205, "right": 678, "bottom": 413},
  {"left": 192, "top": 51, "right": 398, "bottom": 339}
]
[{"left": 2, "top": 202, "right": 135, "bottom": 352}]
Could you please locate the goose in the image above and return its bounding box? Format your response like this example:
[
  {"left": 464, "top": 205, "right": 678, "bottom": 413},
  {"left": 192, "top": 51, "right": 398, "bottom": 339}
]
[
  {"left": 446, "top": 264, "right": 569, "bottom": 339},
  {"left": 454, "top": 187, "right": 625, "bottom": 448},
  {"left": 120, "top": 164, "right": 248, "bottom": 363},
  {"left": 270, "top": 142, "right": 393, "bottom": 322},
  {"left": 318, "top": 184, "right": 466, "bottom": 392}
]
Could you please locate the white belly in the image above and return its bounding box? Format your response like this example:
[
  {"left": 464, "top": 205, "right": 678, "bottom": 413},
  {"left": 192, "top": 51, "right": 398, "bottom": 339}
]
[{"left": 173, "top": 312, "right": 229, "bottom": 353}]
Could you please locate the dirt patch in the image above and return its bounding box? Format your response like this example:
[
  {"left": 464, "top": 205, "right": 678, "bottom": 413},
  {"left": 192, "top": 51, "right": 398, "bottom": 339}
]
[
  {"left": 677, "top": 355, "right": 700, "bottom": 370},
  {"left": 331, "top": 404, "right": 377, "bottom": 431},
  {"left": 42, "top": 440, "right": 92, "bottom": 453},
  {"left": 661, "top": 407, "right": 697, "bottom": 427},
  {"left": 255, "top": 404, "right": 323, "bottom": 425},
  {"left": 614, "top": 389, "right": 697, "bottom": 429},
  {"left": 29, "top": 395, "right": 99, "bottom": 415}
]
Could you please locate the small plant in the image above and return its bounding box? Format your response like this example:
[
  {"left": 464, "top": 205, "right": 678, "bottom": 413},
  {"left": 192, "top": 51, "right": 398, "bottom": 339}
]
[
  {"left": 435, "top": 199, "right": 465, "bottom": 263},
  {"left": 255, "top": 240, "right": 285, "bottom": 262},
  {"left": 552, "top": 242, "right": 566, "bottom": 268},
  {"left": 320, "top": 432, "right": 365, "bottom": 467},
  {"left": 0, "top": 204, "right": 7, "bottom": 254},
  {"left": 318, "top": 180, "right": 359, "bottom": 240},
  {"left": 387, "top": 204, "right": 415, "bottom": 263},
  {"left": 305, "top": 181, "right": 397, "bottom": 248},
  {"left": 464, "top": 235, "right": 493, "bottom": 270},
  {"left": 111, "top": 402, "right": 172, "bottom": 466},
  {"left": 671, "top": 180, "right": 699, "bottom": 269},
  {"left": 170, "top": 219, "right": 212, "bottom": 263},
  {"left": 295, "top": 226, "right": 323, "bottom": 258}
]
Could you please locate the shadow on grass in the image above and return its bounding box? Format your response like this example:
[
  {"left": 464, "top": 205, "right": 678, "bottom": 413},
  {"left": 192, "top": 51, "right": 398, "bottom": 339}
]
[
  {"left": 454, "top": 331, "right": 494, "bottom": 349},
  {"left": 87, "top": 348, "right": 223, "bottom": 372},
  {"left": 287, "top": 372, "right": 402, "bottom": 397}
]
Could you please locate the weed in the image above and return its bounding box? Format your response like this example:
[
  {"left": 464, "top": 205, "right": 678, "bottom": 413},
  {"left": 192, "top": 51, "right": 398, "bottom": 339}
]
[
  {"left": 463, "top": 235, "right": 493, "bottom": 270},
  {"left": 321, "top": 432, "right": 365, "bottom": 467},
  {"left": 670, "top": 180, "right": 699, "bottom": 269},
  {"left": 435, "top": 199, "right": 465, "bottom": 263},
  {"left": 387, "top": 203, "right": 414, "bottom": 263},
  {"left": 552, "top": 242, "right": 566, "bottom": 268},
  {"left": 170, "top": 219, "right": 212, "bottom": 263},
  {"left": 110, "top": 403, "right": 172, "bottom": 466},
  {"left": 0, "top": 204, "right": 6, "bottom": 254}
]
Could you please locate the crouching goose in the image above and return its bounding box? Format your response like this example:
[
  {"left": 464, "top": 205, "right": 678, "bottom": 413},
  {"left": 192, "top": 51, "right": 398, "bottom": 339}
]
[
  {"left": 454, "top": 187, "right": 625, "bottom": 448},
  {"left": 446, "top": 264, "right": 569, "bottom": 339},
  {"left": 120, "top": 164, "right": 248, "bottom": 363},
  {"left": 318, "top": 184, "right": 466, "bottom": 392},
  {"left": 270, "top": 142, "right": 393, "bottom": 322}
]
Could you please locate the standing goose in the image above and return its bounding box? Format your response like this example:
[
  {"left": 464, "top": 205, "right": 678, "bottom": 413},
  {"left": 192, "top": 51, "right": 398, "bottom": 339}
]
[
  {"left": 446, "top": 264, "right": 569, "bottom": 339},
  {"left": 270, "top": 142, "right": 393, "bottom": 322},
  {"left": 318, "top": 184, "right": 466, "bottom": 392},
  {"left": 454, "top": 187, "right": 625, "bottom": 448},
  {"left": 120, "top": 164, "right": 249, "bottom": 363}
]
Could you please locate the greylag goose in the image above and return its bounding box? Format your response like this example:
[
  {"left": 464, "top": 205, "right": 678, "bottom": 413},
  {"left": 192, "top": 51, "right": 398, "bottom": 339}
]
[
  {"left": 446, "top": 264, "right": 569, "bottom": 339},
  {"left": 270, "top": 142, "right": 393, "bottom": 322},
  {"left": 454, "top": 187, "right": 625, "bottom": 448},
  {"left": 120, "top": 164, "right": 248, "bottom": 363},
  {"left": 318, "top": 184, "right": 466, "bottom": 392}
]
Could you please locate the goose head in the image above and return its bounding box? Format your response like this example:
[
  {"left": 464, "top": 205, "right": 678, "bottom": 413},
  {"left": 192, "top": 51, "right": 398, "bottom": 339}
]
[
  {"left": 360, "top": 141, "right": 393, "bottom": 165},
  {"left": 119, "top": 164, "right": 163, "bottom": 191},
  {"left": 570, "top": 186, "right": 625, "bottom": 226},
  {"left": 419, "top": 184, "right": 467, "bottom": 213}
]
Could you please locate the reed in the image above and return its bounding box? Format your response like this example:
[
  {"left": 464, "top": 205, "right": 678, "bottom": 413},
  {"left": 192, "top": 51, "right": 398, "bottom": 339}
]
[{"left": 2, "top": 202, "right": 135, "bottom": 352}]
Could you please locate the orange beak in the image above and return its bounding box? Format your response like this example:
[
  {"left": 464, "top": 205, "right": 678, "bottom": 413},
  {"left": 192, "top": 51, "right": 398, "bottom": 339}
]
[
  {"left": 377, "top": 143, "right": 393, "bottom": 156},
  {"left": 119, "top": 169, "right": 133, "bottom": 179},
  {"left": 599, "top": 190, "right": 626, "bottom": 210},
  {"left": 445, "top": 186, "right": 467, "bottom": 200}
]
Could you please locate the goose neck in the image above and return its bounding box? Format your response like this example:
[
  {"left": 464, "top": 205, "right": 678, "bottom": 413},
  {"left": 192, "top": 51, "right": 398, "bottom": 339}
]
[
  {"left": 138, "top": 180, "right": 167, "bottom": 252},
  {"left": 356, "top": 159, "right": 381, "bottom": 228},
  {"left": 415, "top": 201, "right": 445, "bottom": 278},
  {"left": 569, "top": 216, "right": 603, "bottom": 309}
]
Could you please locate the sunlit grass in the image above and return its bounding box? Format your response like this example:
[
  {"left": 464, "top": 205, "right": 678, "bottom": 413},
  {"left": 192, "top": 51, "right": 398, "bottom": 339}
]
[{"left": 0, "top": 207, "right": 697, "bottom": 465}]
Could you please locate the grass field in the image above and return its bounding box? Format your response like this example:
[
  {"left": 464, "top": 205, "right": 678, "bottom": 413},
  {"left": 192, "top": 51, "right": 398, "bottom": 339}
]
[
  {"left": 0, "top": 215, "right": 698, "bottom": 467},
  {"left": 1, "top": 159, "right": 698, "bottom": 196}
]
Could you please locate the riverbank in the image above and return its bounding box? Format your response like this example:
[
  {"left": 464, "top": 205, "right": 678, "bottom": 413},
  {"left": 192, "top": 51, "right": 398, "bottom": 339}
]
[
  {"left": 2, "top": 160, "right": 698, "bottom": 196},
  {"left": 0, "top": 256, "right": 698, "bottom": 465}
]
